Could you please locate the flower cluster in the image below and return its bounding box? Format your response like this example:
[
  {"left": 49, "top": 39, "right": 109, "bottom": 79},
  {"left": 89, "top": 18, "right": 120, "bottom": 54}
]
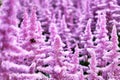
[{"left": 0, "top": 0, "right": 120, "bottom": 80}]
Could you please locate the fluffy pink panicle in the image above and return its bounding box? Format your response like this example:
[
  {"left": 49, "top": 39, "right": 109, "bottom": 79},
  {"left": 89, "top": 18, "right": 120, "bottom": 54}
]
[{"left": 0, "top": 0, "right": 120, "bottom": 80}]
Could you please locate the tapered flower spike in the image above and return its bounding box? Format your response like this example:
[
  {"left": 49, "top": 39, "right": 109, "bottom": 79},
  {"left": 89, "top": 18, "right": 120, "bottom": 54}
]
[
  {"left": 111, "top": 24, "right": 119, "bottom": 51},
  {"left": 1, "top": 0, "right": 18, "bottom": 26},
  {"left": 29, "top": 6, "right": 37, "bottom": 35},
  {"left": 84, "top": 19, "right": 93, "bottom": 41},
  {"left": 82, "top": 0, "right": 91, "bottom": 17},
  {"left": 71, "top": 44, "right": 80, "bottom": 73},
  {"left": 104, "top": 24, "right": 120, "bottom": 62},
  {"left": 96, "top": 12, "right": 109, "bottom": 43},
  {"left": 73, "top": 44, "right": 79, "bottom": 64},
  {"left": 36, "top": 21, "right": 43, "bottom": 39},
  {"left": 95, "top": 12, "right": 110, "bottom": 67},
  {"left": 52, "top": 34, "right": 65, "bottom": 51},
  {"left": 96, "top": 12, "right": 108, "bottom": 39},
  {"left": 87, "top": 49, "right": 103, "bottom": 80},
  {"left": 100, "top": 12, "right": 108, "bottom": 37},
  {"left": 49, "top": 22, "right": 58, "bottom": 41},
  {"left": 20, "top": 8, "right": 29, "bottom": 40},
  {"left": 81, "top": 19, "right": 94, "bottom": 58},
  {"left": 21, "top": 8, "right": 29, "bottom": 28},
  {"left": 85, "top": 19, "right": 92, "bottom": 35},
  {"left": 87, "top": 48, "right": 97, "bottom": 72},
  {"left": 61, "top": 15, "right": 70, "bottom": 32}
]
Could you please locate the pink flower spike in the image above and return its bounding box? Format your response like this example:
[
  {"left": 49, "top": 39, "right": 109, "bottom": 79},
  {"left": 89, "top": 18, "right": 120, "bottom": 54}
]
[
  {"left": 36, "top": 21, "right": 45, "bottom": 45},
  {"left": 49, "top": 22, "right": 58, "bottom": 41},
  {"left": 52, "top": 35, "right": 64, "bottom": 51},
  {"left": 20, "top": 8, "right": 29, "bottom": 40},
  {"left": 73, "top": 44, "right": 79, "bottom": 64},
  {"left": 21, "top": 8, "right": 29, "bottom": 28},
  {"left": 111, "top": 24, "right": 119, "bottom": 51},
  {"left": 84, "top": 19, "right": 93, "bottom": 40},
  {"left": 29, "top": 6, "right": 37, "bottom": 33},
  {"left": 61, "top": 15, "right": 70, "bottom": 32},
  {"left": 1, "top": 0, "right": 18, "bottom": 26},
  {"left": 100, "top": 12, "right": 108, "bottom": 36},
  {"left": 71, "top": 44, "right": 80, "bottom": 73},
  {"left": 87, "top": 48, "right": 97, "bottom": 72}
]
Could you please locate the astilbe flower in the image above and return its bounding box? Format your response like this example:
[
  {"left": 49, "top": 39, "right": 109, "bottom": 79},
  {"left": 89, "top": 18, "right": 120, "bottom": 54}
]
[
  {"left": 94, "top": 12, "right": 110, "bottom": 67},
  {"left": 104, "top": 24, "right": 119, "bottom": 61},
  {"left": 0, "top": 0, "right": 120, "bottom": 80},
  {"left": 80, "top": 19, "right": 93, "bottom": 55},
  {"left": 0, "top": 0, "right": 48, "bottom": 79}
]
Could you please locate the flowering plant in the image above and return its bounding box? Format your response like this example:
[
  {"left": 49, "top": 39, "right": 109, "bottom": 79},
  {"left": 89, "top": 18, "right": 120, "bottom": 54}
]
[{"left": 0, "top": 0, "right": 120, "bottom": 80}]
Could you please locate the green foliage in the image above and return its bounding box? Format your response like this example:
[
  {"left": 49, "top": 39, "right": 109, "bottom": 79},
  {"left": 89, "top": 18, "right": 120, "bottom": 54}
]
[{"left": 79, "top": 60, "right": 90, "bottom": 66}]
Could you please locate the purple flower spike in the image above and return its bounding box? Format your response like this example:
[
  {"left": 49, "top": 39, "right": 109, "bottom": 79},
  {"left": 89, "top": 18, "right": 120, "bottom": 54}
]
[
  {"left": 111, "top": 24, "right": 119, "bottom": 51},
  {"left": 1, "top": 0, "right": 18, "bottom": 26},
  {"left": 52, "top": 34, "right": 65, "bottom": 52}
]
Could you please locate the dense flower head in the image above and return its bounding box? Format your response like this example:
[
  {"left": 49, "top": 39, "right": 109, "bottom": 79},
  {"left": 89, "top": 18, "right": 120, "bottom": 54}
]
[{"left": 0, "top": 0, "right": 120, "bottom": 80}]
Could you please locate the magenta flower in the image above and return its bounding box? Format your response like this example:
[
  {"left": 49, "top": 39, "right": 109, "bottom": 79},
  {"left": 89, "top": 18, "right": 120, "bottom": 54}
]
[{"left": 0, "top": 0, "right": 120, "bottom": 80}]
